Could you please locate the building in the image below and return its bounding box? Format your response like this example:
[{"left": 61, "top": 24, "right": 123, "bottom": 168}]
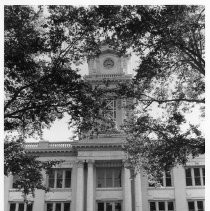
[{"left": 4, "top": 46, "right": 205, "bottom": 211}]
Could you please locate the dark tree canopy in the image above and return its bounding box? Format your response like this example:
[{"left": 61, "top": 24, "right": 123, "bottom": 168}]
[
  {"left": 88, "top": 5, "right": 205, "bottom": 178},
  {"left": 4, "top": 5, "right": 103, "bottom": 196},
  {"left": 4, "top": 136, "right": 61, "bottom": 196},
  {"left": 4, "top": 5, "right": 103, "bottom": 136},
  {"left": 4, "top": 5, "right": 205, "bottom": 190}
]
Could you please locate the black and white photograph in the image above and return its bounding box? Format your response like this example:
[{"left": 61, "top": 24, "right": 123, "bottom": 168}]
[{"left": 3, "top": 4, "right": 205, "bottom": 211}]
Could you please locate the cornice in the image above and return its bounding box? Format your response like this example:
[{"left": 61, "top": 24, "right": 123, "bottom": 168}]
[
  {"left": 96, "top": 187, "right": 123, "bottom": 191},
  {"left": 71, "top": 141, "right": 123, "bottom": 151},
  {"left": 48, "top": 188, "right": 72, "bottom": 192},
  {"left": 84, "top": 74, "right": 132, "bottom": 82},
  {"left": 25, "top": 139, "right": 125, "bottom": 154}
]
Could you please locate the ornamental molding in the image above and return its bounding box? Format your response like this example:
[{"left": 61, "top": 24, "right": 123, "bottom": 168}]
[
  {"left": 71, "top": 142, "right": 123, "bottom": 151},
  {"left": 84, "top": 76, "right": 132, "bottom": 83},
  {"left": 87, "top": 159, "right": 95, "bottom": 165},
  {"left": 53, "top": 161, "right": 75, "bottom": 168},
  {"left": 26, "top": 150, "right": 77, "bottom": 156},
  {"left": 122, "top": 160, "right": 131, "bottom": 169},
  {"left": 25, "top": 143, "right": 123, "bottom": 154},
  {"left": 25, "top": 135, "right": 126, "bottom": 153},
  {"left": 75, "top": 159, "right": 85, "bottom": 167},
  {"left": 96, "top": 187, "right": 123, "bottom": 192},
  {"left": 48, "top": 188, "right": 72, "bottom": 192},
  {"left": 95, "top": 160, "right": 122, "bottom": 167},
  {"left": 9, "top": 189, "right": 21, "bottom": 192}
]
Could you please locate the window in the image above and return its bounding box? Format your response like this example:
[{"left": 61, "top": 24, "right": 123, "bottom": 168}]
[
  {"left": 97, "top": 168, "right": 121, "bottom": 188},
  {"left": 185, "top": 167, "right": 205, "bottom": 186},
  {"left": 202, "top": 168, "right": 205, "bottom": 185},
  {"left": 149, "top": 201, "right": 175, "bottom": 211},
  {"left": 104, "top": 100, "right": 116, "bottom": 121},
  {"left": 149, "top": 171, "right": 172, "bottom": 187},
  {"left": 9, "top": 202, "right": 33, "bottom": 211},
  {"left": 97, "top": 201, "right": 121, "bottom": 211},
  {"left": 12, "top": 175, "right": 20, "bottom": 189},
  {"left": 188, "top": 200, "right": 204, "bottom": 211},
  {"left": 48, "top": 169, "right": 71, "bottom": 188},
  {"left": 46, "top": 202, "right": 70, "bottom": 211}
]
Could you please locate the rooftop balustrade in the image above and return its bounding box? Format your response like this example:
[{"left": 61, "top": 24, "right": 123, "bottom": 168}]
[{"left": 25, "top": 141, "right": 72, "bottom": 150}]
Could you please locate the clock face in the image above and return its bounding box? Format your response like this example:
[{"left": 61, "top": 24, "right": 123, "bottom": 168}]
[{"left": 103, "top": 58, "right": 114, "bottom": 69}]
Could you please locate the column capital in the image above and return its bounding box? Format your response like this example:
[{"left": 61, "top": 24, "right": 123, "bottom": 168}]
[
  {"left": 123, "top": 160, "right": 131, "bottom": 169},
  {"left": 75, "top": 160, "right": 85, "bottom": 168},
  {"left": 87, "top": 159, "right": 95, "bottom": 166},
  {"left": 124, "top": 163, "right": 132, "bottom": 211},
  {"left": 87, "top": 159, "right": 94, "bottom": 211}
]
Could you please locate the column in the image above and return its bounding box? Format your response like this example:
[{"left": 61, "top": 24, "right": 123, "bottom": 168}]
[
  {"left": 33, "top": 189, "right": 45, "bottom": 211},
  {"left": 134, "top": 172, "right": 143, "bottom": 211},
  {"left": 173, "top": 166, "right": 188, "bottom": 210},
  {"left": 76, "top": 160, "right": 84, "bottom": 211},
  {"left": 33, "top": 170, "right": 45, "bottom": 211},
  {"left": 87, "top": 160, "right": 94, "bottom": 211},
  {"left": 4, "top": 175, "right": 12, "bottom": 211},
  {"left": 123, "top": 164, "right": 132, "bottom": 211}
]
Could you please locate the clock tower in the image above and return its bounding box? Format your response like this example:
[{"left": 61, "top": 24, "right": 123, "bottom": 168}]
[
  {"left": 87, "top": 45, "right": 131, "bottom": 76},
  {"left": 84, "top": 45, "right": 133, "bottom": 134}
]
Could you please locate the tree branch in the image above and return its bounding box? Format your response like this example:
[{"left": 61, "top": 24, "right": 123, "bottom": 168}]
[{"left": 137, "top": 94, "right": 205, "bottom": 104}]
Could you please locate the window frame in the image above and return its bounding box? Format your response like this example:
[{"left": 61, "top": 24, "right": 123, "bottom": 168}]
[
  {"left": 47, "top": 169, "right": 72, "bottom": 189},
  {"left": 188, "top": 200, "right": 205, "bottom": 211},
  {"left": 148, "top": 171, "right": 173, "bottom": 187},
  {"left": 96, "top": 201, "right": 122, "bottom": 211},
  {"left": 45, "top": 201, "right": 71, "bottom": 211},
  {"left": 96, "top": 167, "right": 122, "bottom": 188},
  {"left": 185, "top": 167, "right": 205, "bottom": 187},
  {"left": 149, "top": 200, "right": 175, "bottom": 211},
  {"left": 9, "top": 202, "right": 33, "bottom": 211},
  {"left": 12, "top": 175, "right": 20, "bottom": 189},
  {"left": 104, "top": 99, "right": 117, "bottom": 121}
]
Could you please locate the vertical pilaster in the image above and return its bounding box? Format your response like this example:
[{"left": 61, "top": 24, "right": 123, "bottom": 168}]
[
  {"left": 123, "top": 164, "right": 132, "bottom": 211},
  {"left": 76, "top": 160, "right": 84, "bottom": 211},
  {"left": 173, "top": 165, "right": 188, "bottom": 211},
  {"left": 87, "top": 160, "right": 94, "bottom": 211},
  {"left": 71, "top": 163, "right": 76, "bottom": 211},
  {"left": 33, "top": 189, "right": 45, "bottom": 211},
  {"left": 4, "top": 175, "right": 12, "bottom": 211},
  {"left": 134, "top": 172, "right": 143, "bottom": 211}
]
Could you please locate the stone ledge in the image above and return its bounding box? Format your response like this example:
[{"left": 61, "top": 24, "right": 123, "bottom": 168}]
[
  {"left": 96, "top": 187, "right": 123, "bottom": 191},
  {"left": 147, "top": 187, "right": 175, "bottom": 190},
  {"left": 48, "top": 188, "right": 72, "bottom": 192}
]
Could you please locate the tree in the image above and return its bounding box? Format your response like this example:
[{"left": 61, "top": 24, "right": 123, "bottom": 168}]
[
  {"left": 92, "top": 5, "right": 205, "bottom": 178},
  {"left": 4, "top": 5, "right": 104, "bottom": 195},
  {"left": 5, "top": 5, "right": 205, "bottom": 190},
  {"left": 4, "top": 136, "right": 60, "bottom": 197},
  {"left": 4, "top": 5, "right": 102, "bottom": 135}
]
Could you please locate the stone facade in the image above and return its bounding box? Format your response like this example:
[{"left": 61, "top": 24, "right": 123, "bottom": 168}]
[{"left": 4, "top": 46, "right": 205, "bottom": 211}]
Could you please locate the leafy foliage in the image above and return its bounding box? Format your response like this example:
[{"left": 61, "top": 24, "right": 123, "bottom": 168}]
[
  {"left": 4, "top": 5, "right": 103, "bottom": 195},
  {"left": 90, "top": 5, "right": 205, "bottom": 177},
  {"left": 4, "top": 5, "right": 101, "bottom": 135},
  {"left": 4, "top": 5, "right": 205, "bottom": 189},
  {"left": 4, "top": 136, "right": 61, "bottom": 197},
  {"left": 122, "top": 113, "right": 204, "bottom": 180}
]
